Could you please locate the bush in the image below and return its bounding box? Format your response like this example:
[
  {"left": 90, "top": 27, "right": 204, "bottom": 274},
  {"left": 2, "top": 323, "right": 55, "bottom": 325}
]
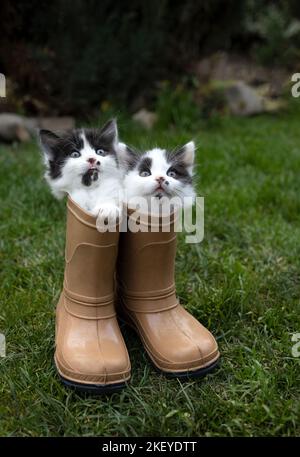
[
  {"left": 155, "top": 82, "right": 201, "bottom": 130},
  {"left": 0, "top": 0, "right": 247, "bottom": 115},
  {"left": 244, "top": 0, "right": 300, "bottom": 66},
  {"left": 1, "top": 0, "right": 299, "bottom": 116}
]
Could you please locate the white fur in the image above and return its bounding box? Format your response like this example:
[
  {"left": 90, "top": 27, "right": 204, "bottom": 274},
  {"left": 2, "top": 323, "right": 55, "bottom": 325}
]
[{"left": 45, "top": 131, "right": 123, "bottom": 219}]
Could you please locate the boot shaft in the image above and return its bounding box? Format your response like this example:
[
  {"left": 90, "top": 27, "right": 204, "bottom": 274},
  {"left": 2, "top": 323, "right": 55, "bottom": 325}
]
[
  {"left": 64, "top": 197, "right": 119, "bottom": 303},
  {"left": 117, "top": 211, "right": 179, "bottom": 312}
]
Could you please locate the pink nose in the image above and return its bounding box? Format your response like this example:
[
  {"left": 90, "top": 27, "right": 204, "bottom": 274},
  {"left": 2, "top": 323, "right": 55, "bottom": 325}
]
[
  {"left": 156, "top": 176, "right": 165, "bottom": 183},
  {"left": 88, "top": 158, "right": 96, "bottom": 164}
]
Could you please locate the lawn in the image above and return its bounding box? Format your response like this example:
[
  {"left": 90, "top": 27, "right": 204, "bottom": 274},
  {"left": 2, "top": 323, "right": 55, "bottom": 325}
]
[{"left": 0, "top": 106, "right": 299, "bottom": 437}]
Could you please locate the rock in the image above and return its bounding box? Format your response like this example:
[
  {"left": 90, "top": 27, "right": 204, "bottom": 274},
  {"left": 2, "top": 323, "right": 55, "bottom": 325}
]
[
  {"left": 223, "top": 80, "right": 285, "bottom": 116},
  {"left": 224, "top": 81, "right": 265, "bottom": 116},
  {"left": 37, "top": 116, "right": 75, "bottom": 132},
  {"left": 263, "top": 98, "right": 287, "bottom": 113},
  {"left": 15, "top": 124, "right": 31, "bottom": 142},
  {"left": 24, "top": 117, "right": 40, "bottom": 135},
  {"left": 133, "top": 108, "right": 157, "bottom": 129},
  {"left": 196, "top": 79, "right": 284, "bottom": 117},
  {"left": 0, "top": 113, "right": 76, "bottom": 143},
  {"left": 0, "top": 113, "right": 31, "bottom": 142},
  {"left": 194, "top": 52, "right": 289, "bottom": 98}
]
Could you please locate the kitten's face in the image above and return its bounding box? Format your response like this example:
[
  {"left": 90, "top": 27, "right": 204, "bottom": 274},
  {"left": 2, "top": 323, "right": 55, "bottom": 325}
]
[
  {"left": 120, "top": 142, "right": 195, "bottom": 205},
  {"left": 40, "top": 120, "right": 119, "bottom": 188}
]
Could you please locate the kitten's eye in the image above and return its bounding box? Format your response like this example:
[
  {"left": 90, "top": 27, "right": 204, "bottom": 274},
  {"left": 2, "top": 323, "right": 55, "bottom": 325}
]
[
  {"left": 70, "top": 151, "right": 81, "bottom": 158},
  {"left": 139, "top": 170, "right": 151, "bottom": 177},
  {"left": 167, "top": 169, "right": 177, "bottom": 178},
  {"left": 96, "top": 149, "right": 107, "bottom": 156}
]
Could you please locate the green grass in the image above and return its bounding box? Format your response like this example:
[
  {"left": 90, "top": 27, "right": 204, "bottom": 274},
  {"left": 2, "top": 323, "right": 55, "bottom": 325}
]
[{"left": 0, "top": 107, "right": 300, "bottom": 437}]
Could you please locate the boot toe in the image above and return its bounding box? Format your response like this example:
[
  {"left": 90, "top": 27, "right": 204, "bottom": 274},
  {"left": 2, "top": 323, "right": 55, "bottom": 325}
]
[
  {"left": 55, "top": 348, "right": 130, "bottom": 385},
  {"left": 55, "top": 317, "right": 131, "bottom": 385},
  {"left": 156, "top": 335, "right": 218, "bottom": 371},
  {"left": 104, "top": 354, "right": 131, "bottom": 377},
  {"left": 136, "top": 307, "right": 219, "bottom": 373}
]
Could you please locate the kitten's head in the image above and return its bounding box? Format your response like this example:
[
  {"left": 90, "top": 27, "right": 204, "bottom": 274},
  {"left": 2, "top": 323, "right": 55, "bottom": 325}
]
[
  {"left": 119, "top": 141, "right": 196, "bottom": 207},
  {"left": 39, "top": 119, "right": 119, "bottom": 194}
]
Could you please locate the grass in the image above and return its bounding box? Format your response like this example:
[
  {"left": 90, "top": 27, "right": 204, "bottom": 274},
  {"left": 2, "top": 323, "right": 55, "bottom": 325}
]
[{"left": 0, "top": 106, "right": 300, "bottom": 437}]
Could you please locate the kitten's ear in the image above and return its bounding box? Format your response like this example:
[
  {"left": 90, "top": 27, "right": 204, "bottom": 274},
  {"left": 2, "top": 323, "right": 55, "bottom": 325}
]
[
  {"left": 117, "top": 142, "right": 138, "bottom": 169},
  {"left": 39, "top": 129, "right": 60, "bottom": 160},
  {"left": 177, "top": 141, "right": 195, "bottom": 167},
  {"left": 99, "top": 119, "right": 118, "bottom": 145}
]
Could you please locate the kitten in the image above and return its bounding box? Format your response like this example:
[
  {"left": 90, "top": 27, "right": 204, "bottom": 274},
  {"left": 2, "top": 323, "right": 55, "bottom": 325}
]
[
  {"left": 39, "top": 119, "right": 123, "bottom": 220},
  {"left": 118, "top": 141, "right": 196, "bottom": 211}
]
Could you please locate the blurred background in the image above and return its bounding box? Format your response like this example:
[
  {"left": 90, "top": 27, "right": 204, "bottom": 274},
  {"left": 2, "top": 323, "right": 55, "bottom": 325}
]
[{"left": 0, "top": 0, "right": 300, "bottom": 136}]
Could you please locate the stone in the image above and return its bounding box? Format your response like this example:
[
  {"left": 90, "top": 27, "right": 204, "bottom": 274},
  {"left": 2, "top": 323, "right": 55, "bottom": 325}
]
[
  {"left": 133, "top": 108, "right": 157, "bottom": 129},
  {"left": 0, "top": 113, "right": 31, "bottom": 142},
  {"left": 0, "top": 114, "right": 76, "bottom": 143},
  {"left": 224, "top": 81, "right": 265, "bottom": 116},
  {"left": 194, "top": 51, "right": 289, "bottom": 97},
  {"left": 37, "top": 116, "right": 75, "bottom": 132}
]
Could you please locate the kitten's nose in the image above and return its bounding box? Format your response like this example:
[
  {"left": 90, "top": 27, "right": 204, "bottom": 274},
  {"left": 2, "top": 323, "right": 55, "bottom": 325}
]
[
  {"left": 155, "top": 176, "right": 165, "bottom": 184},
  {"left": 88, "top": 158, "right": 96, "bottom": 164}
]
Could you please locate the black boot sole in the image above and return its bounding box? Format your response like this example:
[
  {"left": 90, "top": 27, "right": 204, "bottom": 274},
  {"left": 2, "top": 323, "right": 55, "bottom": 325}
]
[
  {"left": 58, "top": 373, "right": 127, "bottom": 395},
  {"left": 153, "top": 357, "right": 220, "bottom": 379}
]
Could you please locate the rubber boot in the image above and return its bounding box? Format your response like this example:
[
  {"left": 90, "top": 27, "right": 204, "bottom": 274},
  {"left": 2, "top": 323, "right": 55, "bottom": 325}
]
[
  {"left": 116, "top": 210, "right": 219, "bottom": 377},
  {"left": 55, "top": 197, "right": 131, "bottom": 393}
]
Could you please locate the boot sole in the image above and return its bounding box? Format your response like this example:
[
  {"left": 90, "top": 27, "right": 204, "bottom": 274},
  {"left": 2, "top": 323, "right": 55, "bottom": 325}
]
[
  {"left": 58, "top": 373, "right": 127, "bottom": 394},
  {"left": 119, "top": 315, "right": 220, "bottom": 380},
  {"left": 54, "top": 358, "right": 128, "bottom": 394},
  {"left": 152, "top": 357, "right": 220, "bottom": 379}
]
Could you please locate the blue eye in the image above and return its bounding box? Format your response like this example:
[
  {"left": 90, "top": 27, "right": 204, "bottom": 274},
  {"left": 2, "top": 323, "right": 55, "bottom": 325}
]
[
  {"left": 140, "top": 170, "right": 151, "bottom": 177},
  {"left": 70, "top": 151, "right": 81, "bottom": 158},
  {"left": 167, "top": 169, "right": 177, "bottom": 178},
  {"left": 96, "top": 149, "right": 107, "bottom": 156}
]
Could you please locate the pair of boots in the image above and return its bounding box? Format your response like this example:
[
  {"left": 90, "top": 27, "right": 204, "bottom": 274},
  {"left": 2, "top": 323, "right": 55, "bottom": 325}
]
[{"left": 55, "top": 197, "right": 220, "bottom": 393}]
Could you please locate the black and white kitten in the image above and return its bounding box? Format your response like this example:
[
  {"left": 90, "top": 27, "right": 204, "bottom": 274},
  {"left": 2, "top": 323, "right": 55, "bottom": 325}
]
[
  {"left": 118, "top": 141, "right": 196, "bottom": 209},
  {"left": 39, "top": 119, "right": 123, "bottom": 219}
]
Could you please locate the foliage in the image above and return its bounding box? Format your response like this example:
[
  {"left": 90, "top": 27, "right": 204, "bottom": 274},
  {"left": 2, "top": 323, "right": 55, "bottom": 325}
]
[
  {"left": 244, "top": 1, "right": 300, "bottom": 66},
  {"left": 1, "top": 0, "right": 300, "bottom": 115},
  {"left": 0, "top": 0, "right": 251, "bottom": 115},
  {"left": 155, "top": 83, "right": 201, "bottom": 131}
]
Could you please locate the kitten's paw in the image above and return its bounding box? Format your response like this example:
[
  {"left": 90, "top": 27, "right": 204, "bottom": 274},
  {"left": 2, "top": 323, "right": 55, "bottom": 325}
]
[
  {"left": 95, "top": 204, "right": 122, "bottom": 230},
  {"left": 98, "top": 204, "right": 122, "bottom": 221}
]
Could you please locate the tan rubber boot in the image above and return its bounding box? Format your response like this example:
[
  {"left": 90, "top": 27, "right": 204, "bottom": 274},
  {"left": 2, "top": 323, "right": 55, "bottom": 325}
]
[
  {"left": 55, "top": 197, "right": 131, "bottom": 393},
  {"left": 116, "top": 210, "right": 220, "bottom": 377}
]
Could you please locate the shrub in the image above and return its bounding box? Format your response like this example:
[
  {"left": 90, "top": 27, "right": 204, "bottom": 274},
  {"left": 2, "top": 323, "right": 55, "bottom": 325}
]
[
  {"left": 244, "top": 1, "right": 300, "bottom": 67},
  {"left": 1, "top": 0, "right": 299, "bottom": 115}
]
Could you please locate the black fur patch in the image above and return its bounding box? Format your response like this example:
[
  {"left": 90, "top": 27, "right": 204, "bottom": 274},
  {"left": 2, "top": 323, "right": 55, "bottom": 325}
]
[
  {"left": 81, "top": 169, "right": 99, "bottom": 186},
  {"left": 165, "top": 145, "right": 186, "bottom": 163},
  {"left": 166, "top": 148, "right": 193, "bottom": 184},
  {"left": 125, "top": 146, "right": 139, "bottom": 170},
  {"left": 166, "top": 163, "right": 192, "bottom": 184},
  {"left": 85, "top": 129, "right": 116, "bottom": 156},
  {"left": 138, "top": 156, "right": 152, "bottom": 174}
]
